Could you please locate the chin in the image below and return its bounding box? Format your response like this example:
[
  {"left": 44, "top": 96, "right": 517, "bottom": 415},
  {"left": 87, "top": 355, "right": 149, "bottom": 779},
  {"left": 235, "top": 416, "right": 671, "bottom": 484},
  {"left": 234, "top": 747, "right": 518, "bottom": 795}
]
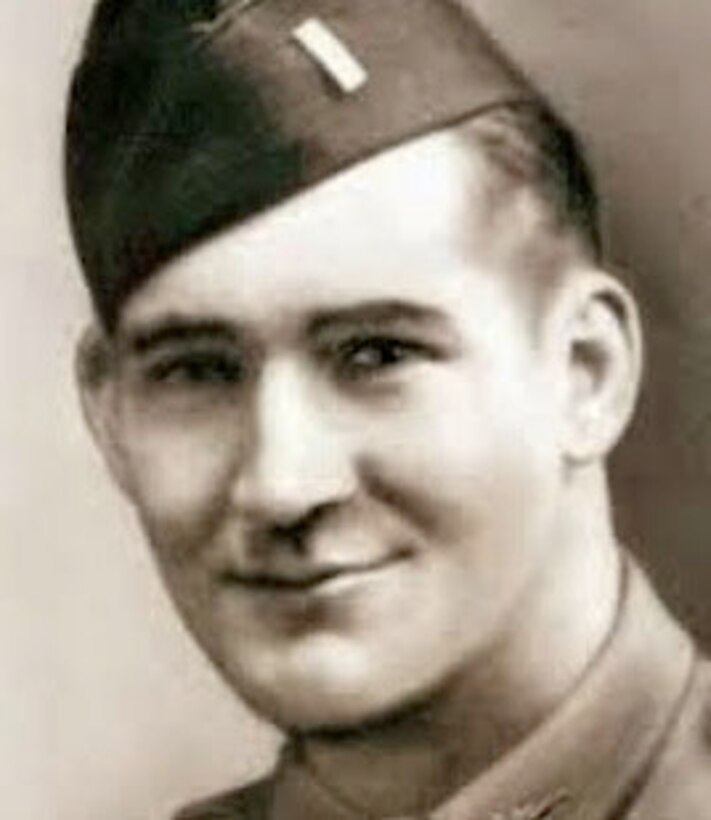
[
  {"left": 232, "top": 672, "right": 403, "bottom": 734},
  {"left": 219, "top": 638, "right": 441, "bottom": 733},
  {"left": 242, "top": 684, "right": 428, "bottom": 735}
]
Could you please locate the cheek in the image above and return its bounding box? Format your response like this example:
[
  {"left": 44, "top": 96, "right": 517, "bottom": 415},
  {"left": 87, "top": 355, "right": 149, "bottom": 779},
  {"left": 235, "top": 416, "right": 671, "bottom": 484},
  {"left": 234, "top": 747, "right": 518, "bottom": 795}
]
[
  {"left": 119, "top": 413, "right": 240, "bottom": 555},
  {"left": 361, "top": 372, "right": 559, "bottom": 541}
]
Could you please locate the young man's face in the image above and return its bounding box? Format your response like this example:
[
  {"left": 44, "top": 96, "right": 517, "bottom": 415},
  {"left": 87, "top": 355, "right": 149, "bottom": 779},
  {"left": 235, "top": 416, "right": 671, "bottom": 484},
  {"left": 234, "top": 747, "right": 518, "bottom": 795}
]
[{"left": 98, "top": 131, "right": 574, "bottom": 730}]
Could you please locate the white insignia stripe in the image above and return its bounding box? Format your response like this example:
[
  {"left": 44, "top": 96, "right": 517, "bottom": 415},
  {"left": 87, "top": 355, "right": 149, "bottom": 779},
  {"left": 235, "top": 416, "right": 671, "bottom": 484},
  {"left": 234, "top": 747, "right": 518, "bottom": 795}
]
[{"left": 292, "top": 18, "right": 368, "bottom": 94}]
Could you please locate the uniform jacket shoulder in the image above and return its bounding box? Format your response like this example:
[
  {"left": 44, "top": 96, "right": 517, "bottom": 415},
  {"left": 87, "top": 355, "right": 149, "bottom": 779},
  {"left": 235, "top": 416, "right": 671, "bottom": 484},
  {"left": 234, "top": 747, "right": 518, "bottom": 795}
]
[
  {"left": 173, "top": 773, "right": 275, "bottom": 820},
  {"left": 630, "top": 657, "right": 711, "bottom": 819}
]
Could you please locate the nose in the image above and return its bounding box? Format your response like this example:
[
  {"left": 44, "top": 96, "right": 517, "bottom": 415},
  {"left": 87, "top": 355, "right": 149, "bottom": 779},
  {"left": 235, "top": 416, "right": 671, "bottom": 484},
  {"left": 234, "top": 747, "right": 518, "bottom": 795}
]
[{"left": 231, "top": 360, "right": 357, "bottom": 528}]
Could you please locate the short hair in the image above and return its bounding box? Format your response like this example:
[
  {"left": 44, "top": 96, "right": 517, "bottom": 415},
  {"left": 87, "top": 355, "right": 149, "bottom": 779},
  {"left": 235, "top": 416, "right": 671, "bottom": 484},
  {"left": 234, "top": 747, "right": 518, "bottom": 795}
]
[{"left": 454, "top": 103, "right": 602, "bottom": 311}]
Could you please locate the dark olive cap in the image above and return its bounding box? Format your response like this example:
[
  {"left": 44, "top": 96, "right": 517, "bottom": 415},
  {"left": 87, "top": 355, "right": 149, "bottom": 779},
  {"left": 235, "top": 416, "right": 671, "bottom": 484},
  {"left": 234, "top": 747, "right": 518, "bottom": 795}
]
[{"left": 65, "top": 0, "right": 542, "bottom": 327}]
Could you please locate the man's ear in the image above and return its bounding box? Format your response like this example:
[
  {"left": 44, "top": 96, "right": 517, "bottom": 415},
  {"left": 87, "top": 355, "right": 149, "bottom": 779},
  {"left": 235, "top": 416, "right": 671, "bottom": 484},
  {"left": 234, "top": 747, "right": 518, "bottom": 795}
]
[
  {"left": 75, "top": 325, "right": 135, "bottom": 497},
  {"left": 553, "top": 268, "right": 644, "bottom": 466}
]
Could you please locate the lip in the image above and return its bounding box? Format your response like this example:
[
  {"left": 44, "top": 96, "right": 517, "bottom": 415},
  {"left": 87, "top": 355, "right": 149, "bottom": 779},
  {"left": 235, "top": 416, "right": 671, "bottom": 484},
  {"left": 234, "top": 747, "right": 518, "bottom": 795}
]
[{"left": 219, "top": 553, "right": 408, "bottom": 595}]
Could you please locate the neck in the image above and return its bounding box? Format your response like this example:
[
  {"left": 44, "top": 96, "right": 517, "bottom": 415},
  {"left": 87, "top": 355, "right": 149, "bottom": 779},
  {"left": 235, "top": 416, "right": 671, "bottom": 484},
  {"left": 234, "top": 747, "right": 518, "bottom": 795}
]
[{"left": 294, "top": 470, "right": 622, "bottom": 817}]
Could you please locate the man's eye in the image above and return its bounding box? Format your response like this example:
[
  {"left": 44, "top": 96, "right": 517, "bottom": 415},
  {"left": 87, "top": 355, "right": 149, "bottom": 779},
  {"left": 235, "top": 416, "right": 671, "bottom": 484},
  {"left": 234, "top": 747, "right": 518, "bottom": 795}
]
[
  {"left": 337, "top": 337, "right": 424, "bottom": 377},
  {"left": 145, "top": 352, "right": 244, "bottom": 387}
]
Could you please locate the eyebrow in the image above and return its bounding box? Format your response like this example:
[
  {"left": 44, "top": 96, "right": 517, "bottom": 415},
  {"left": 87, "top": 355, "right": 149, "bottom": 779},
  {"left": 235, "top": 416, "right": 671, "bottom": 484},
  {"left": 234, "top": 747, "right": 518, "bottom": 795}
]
[
  {"left": 122, "top": 299, "right": 456, "bottom": 354},
  {"left": 123, "top": 316, "right": 241, "bottom": 354},
  {"left": 307, "top": 300, "right": 455, "bottom": 337}
]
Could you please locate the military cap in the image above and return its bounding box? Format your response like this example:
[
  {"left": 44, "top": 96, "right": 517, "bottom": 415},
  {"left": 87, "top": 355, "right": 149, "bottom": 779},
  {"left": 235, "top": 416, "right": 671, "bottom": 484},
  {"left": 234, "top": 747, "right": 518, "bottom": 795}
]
[{"left": 64, "top": 0, "right": 560, "bottom": 329}]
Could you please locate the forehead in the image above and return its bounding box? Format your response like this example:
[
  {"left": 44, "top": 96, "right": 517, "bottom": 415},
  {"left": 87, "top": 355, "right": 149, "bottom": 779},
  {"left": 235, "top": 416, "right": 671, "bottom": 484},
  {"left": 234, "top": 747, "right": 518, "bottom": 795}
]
[{"left": 119, "top": 128, "right": 543, "bottom": 334}]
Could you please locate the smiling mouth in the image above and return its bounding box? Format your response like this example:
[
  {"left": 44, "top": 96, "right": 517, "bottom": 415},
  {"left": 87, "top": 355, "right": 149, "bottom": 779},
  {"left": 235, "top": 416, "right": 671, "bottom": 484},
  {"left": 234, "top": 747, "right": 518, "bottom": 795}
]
[{"left": 220, "top": 553, "right": 409, "bottom": 593}]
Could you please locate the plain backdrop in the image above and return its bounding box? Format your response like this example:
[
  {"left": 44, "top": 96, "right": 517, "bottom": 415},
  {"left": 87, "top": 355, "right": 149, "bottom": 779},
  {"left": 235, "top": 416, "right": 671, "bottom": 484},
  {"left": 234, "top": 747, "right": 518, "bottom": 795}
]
[{"left": 2, "top": 2, "right": 709, "bottom": 819}]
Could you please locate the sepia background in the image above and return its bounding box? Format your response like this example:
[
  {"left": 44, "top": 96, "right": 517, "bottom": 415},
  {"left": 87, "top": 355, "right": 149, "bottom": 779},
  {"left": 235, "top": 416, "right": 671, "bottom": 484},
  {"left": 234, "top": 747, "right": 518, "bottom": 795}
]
[{"left": 1, "top": 1, "right": 709, "bottom": 818}]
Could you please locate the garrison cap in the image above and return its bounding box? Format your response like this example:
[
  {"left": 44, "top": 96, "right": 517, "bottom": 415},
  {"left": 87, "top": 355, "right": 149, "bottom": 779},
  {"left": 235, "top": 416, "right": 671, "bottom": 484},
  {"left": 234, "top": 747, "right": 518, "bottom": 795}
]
[{"left": 65, "top": 0, "right": 544, "bottom": 327}]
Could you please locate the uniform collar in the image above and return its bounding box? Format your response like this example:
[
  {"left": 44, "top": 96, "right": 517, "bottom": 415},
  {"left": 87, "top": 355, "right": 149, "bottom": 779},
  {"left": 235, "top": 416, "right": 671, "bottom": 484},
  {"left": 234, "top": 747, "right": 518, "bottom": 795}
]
[{"left": 267, "top": 558, "right": 695, "bottom": 820}]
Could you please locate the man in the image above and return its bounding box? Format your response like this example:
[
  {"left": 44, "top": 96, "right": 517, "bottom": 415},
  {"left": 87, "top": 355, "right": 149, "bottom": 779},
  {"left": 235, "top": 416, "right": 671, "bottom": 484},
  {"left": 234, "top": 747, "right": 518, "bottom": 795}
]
[{"left": 64, "top": 0, "right": 710, "bottom": 817}]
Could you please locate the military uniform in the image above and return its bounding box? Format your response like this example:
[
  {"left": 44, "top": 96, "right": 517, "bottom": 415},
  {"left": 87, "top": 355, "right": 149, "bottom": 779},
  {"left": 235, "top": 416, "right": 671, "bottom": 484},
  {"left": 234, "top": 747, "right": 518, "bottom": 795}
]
[{"left": 176, "top": 559, "right": 711, "bottom": 819}]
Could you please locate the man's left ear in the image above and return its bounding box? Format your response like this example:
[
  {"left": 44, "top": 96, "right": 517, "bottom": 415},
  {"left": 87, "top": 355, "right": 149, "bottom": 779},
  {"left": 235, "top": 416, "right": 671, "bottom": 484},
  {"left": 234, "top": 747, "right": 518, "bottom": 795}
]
[
  {"left": 553, "top": 268, "right": 643, "bottom": 465},
  {"left": 75, "top": 324, "right": 136, "bottom": 497}
]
